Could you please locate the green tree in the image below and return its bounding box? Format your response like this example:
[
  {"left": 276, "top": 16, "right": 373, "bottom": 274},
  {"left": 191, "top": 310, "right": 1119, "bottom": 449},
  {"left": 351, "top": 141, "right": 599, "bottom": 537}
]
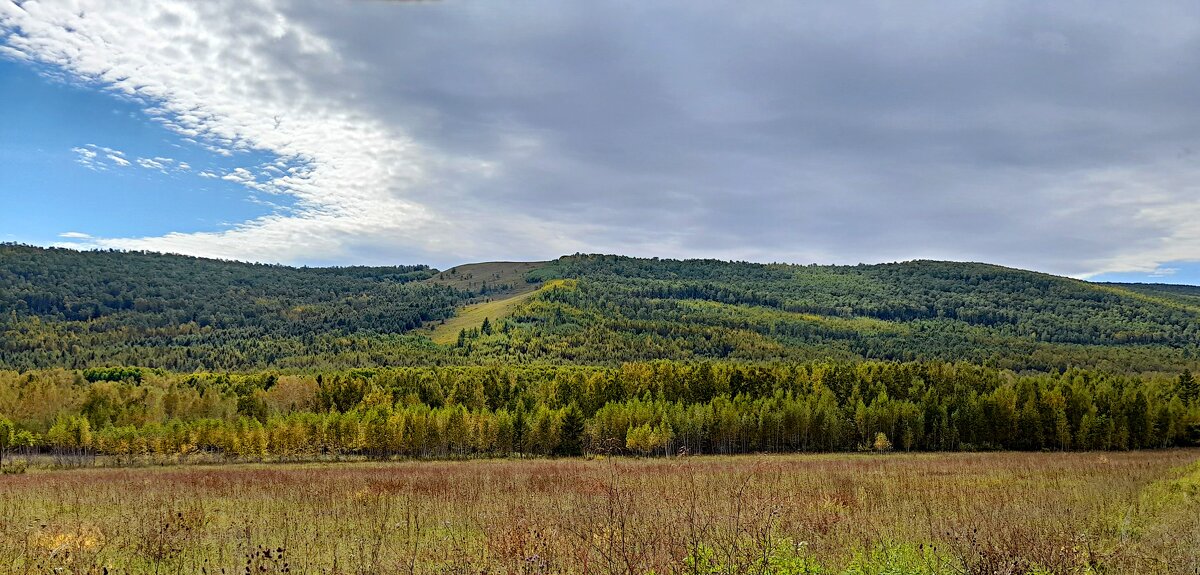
[
  {"left": 626, "top": 424, "right": 654, "bottom": 455},
  {"left": 47, "top": 415, "right": 92, "bottom": 451},
  {"left": 626, "top": 423, "right": 673, "bottom": 456},
  {"left": 873, "top": 432, "right": 893, "bottom": 453},
  {"left": 0, "top": 416, "right": 14, "bottom": 468},
  {"left": 237, "top": 393, "right": 270, "bottom": 423},
  {"left": 1179, "top": 369, "right": 1198, "bottom": 403},
  {"left": 557, "top": 404, "right": 585, "bottom": 456},
  {"left": 1017, "top": 398, "right": 1044, "bottom": 450}
]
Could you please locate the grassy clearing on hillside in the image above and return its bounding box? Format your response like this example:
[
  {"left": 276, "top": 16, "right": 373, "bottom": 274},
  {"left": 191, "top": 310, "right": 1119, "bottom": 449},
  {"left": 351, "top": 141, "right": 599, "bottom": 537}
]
[
  {"left": 424, "top": 261, "right": 547, "bottom": 296},
  {"left": 427, "top": 288, "right": 541, "bottom": 344},
  {"left": 2, "top": 450, "right": 1198, "bottom": 574},
  {"left": 422, "top": 261, "right": 547, "bottom": 344}
]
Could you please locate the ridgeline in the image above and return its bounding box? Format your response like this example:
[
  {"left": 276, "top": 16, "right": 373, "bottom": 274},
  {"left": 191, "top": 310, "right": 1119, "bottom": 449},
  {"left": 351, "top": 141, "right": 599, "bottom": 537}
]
[{"left": 1, "top": 244, "right": 1197, "bottom": 373}]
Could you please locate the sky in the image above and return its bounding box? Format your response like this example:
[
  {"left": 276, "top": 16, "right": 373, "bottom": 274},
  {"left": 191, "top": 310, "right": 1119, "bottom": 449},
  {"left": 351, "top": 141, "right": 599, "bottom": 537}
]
[{"left": 1, "top": 1, "right": 1199, "bottom": 284}]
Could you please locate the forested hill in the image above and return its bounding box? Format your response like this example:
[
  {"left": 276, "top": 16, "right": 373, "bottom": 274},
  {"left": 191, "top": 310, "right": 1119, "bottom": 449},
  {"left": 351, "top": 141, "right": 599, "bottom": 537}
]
[
  {"left": 1105, "top": 282, "right": 1200, "bottom": 308},
  {"left": 0, "top": 244, "right": 467, "bottom": 370},
  {"left": 1, "top": 245, "right": 1198, "bottom": 372},
  {"left": 482, "top": 255, "right": 1200, "bottom": 372}
]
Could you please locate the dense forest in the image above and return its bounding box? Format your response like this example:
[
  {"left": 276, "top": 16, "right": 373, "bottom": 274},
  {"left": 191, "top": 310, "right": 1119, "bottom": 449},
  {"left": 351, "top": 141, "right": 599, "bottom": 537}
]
[
  {"left": 0, "top": 244, "right": 467, "bottom": 370},
  {"left": 2, "top": 246, "right": 1200, "bottom": 461},
  {"left": 1, "top": 362, "right": 1198, "bottom": 462},
  {"left": 3, "top": 246, "right": 1200, "bottom": 372},
  {"left": 471, "top": 255, "right": 1200, "bottom": 372}
]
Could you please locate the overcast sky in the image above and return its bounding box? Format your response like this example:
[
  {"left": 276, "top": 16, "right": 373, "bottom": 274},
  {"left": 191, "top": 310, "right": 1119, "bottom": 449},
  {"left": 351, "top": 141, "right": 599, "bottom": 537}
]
[{"left": 2, "top": 1, "right": 1200, "bottom": 282}]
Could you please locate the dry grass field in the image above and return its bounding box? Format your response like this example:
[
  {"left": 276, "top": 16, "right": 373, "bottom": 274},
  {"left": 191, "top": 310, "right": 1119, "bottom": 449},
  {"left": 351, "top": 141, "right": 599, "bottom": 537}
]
[{"left": 1, "top": 451, "right": 1198, "bottom": 574}]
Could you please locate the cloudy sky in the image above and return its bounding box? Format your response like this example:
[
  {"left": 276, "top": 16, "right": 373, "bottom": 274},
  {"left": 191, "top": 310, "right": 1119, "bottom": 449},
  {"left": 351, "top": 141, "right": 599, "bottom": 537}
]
[{"left": 2, "top": 1, "right": 1199, "bottom": 283}]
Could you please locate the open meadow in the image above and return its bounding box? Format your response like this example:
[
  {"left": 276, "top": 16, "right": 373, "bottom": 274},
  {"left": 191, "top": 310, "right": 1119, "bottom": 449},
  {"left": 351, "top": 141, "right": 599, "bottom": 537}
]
[{"left": 2, "top": 450, "right": 1198, "bottom": 575}]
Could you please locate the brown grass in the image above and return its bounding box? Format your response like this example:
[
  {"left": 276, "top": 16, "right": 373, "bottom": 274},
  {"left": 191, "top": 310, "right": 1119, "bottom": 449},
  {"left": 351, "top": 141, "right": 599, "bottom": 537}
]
[{"left": 0, "top": 450, "right": 1198, "bottom": 574}]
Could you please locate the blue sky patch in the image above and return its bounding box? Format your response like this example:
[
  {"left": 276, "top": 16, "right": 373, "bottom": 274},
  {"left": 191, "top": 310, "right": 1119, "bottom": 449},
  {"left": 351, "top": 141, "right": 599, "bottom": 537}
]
[
  {"left": 0, "top": 58, "right": 291, "bottom": 247},
  {"left": 1090, "top": 261, "right": 1200, "bottom": 287}
]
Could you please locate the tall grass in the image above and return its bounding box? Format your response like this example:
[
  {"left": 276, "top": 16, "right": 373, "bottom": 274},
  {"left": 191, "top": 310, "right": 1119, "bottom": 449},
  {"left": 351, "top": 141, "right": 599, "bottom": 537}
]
[{"left": 0, "top": 450, "right": 1197, "bottom": 574}]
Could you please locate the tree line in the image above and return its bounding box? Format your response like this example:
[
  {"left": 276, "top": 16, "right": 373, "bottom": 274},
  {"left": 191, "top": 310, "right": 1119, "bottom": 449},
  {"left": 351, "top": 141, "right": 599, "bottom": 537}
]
[{"left": 1, "top": 361, "right": 1197, "bottom": 464}]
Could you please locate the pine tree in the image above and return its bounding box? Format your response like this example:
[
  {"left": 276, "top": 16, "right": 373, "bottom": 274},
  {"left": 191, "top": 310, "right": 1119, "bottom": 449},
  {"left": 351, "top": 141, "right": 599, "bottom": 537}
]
[
  {"left": 557, "top": 404, "right": 585, "bottom": 456},
  {"left": 1178, "top": 369, "right": 1198, "bottom": 403}
]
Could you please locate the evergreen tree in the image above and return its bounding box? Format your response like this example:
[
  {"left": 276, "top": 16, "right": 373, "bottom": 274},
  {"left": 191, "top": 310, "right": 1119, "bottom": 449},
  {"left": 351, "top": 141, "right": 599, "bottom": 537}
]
[
  {"left": 557, "top": 404, "right": 585, "bottom": 456},
  {"left": 1179, "top": 369, "right": 1198, "bottom": 403}
]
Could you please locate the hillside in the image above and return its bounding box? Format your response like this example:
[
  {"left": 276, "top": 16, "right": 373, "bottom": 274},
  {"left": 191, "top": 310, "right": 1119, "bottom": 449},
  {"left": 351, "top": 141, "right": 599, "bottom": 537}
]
[
  {"left": 1, "top": 245, "right": 1198, "bottom": 372},
  {"left": 423, "top": 260, "right": 547, "bottom": 298},
  {"left": 1104, "top": 282, "right": 1200, "bottom": 310},
  {"left": 0, "top": 244, "right": 467, "bottom": 370},
  {"left": 420, "top": 260, "right": 549, "bottom": 343},
  {"left": 467, "top": 255, "right": 1200, "bottom": 372}
]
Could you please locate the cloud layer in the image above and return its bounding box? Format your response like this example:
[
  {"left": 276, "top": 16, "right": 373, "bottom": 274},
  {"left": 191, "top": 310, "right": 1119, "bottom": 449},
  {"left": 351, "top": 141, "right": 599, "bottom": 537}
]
[{"left": 4, "top": 1, "right": 1200, "bottom": 274}]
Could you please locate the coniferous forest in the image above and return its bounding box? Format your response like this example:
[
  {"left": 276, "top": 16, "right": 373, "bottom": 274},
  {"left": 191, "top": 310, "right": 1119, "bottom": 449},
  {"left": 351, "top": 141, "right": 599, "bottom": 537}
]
[{"left": 1, "top": 244, "right": 1199, "bottom": 460}]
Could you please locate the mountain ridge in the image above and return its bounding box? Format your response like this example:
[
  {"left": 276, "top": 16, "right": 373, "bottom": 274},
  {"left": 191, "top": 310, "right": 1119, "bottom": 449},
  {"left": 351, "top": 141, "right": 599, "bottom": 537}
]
[{"left": 1, "top": 244, "right": 1196, "bottom": 372}]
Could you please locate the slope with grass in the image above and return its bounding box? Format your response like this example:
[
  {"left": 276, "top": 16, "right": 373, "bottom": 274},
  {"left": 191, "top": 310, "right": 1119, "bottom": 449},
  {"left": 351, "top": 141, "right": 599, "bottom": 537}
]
[
  {"left": 463, "top": 255, "right": 1200, "bottom": 372},
  {"left": 3, "top": 245, "right": 1200, "bottom": 372},
  {"left": 420, "top": 260, "right": 549, "bottom": 344},
  {"left": 426, "top": 288, "right": 542, "bottom": 344},
  {"left": 423, "top": 260, "right": 547, "bottom": 298}
]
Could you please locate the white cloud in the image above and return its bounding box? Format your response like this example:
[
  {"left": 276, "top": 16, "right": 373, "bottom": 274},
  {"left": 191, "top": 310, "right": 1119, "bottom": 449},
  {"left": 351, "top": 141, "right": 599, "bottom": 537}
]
[
  {"left": 77, "top": 143, "right": 200, "bottom": 176},
  {"left": 58, "top": 231, "right": 92, "bottom": 239},
  {"left": 70, "top": 146, "right": 100, "bottom": 170},
  {"left": 9, "top": 1, "right": 1200, "bottom": 273},
  {"left": 72, "top": 144, "right": 137, "bottom": 170},
  {"left": 0, "top": 0, "right": 506, "bottom": 265},
  {"left": 136, "top": 157, "right": 166, "bottom": 171},
  {"left": 72, "top": 143, "right": 134, "bottom": 170},
  {"left": 0, "top": 43, "right": 27, "bottom": 60},
  {"left": 134, "top": 156, "right": 190, "bottom": 173},
  {"left": 1150, "top": 267, "right": 1179, "bottom": 278}
]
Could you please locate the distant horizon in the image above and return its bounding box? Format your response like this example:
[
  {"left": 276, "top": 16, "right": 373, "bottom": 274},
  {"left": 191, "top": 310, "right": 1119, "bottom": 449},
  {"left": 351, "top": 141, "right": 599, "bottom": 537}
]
[
  {"left": 6, "top": 241, "right": 1198, "bottom": 287},
  {"left": 4, "top": 2, "right": 1200, "bottom": 285}
]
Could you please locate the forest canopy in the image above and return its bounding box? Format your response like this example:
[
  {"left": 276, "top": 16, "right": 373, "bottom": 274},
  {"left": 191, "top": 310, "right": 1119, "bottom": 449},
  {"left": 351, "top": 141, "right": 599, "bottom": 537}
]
[
  {"left": 2, "top": 247, "right": 1200, "bottom": 460},
  {"left": 2, "top": 246, "right": 1199, "bottom": 372},
  {"left": 1, "top": 361, "right": 1197, "bottom": 460}
]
